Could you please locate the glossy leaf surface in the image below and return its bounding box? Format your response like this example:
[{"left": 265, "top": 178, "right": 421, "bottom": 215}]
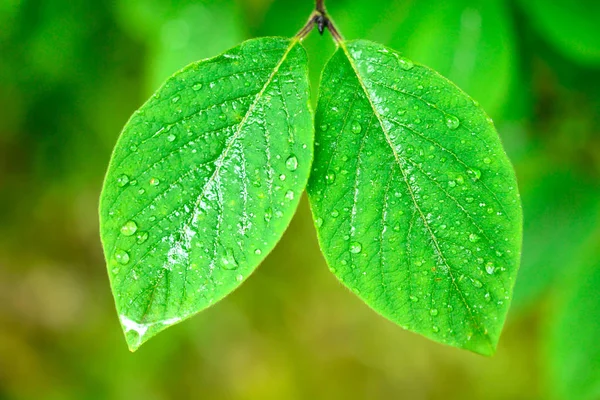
[
  {"left": 308, "top": 40, "right": 522, "bottom": 355},
  {"left": 100, "top": 37, "right": 313, "bottom": 351}
]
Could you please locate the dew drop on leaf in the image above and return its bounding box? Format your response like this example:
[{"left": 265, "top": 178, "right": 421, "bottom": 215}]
[
  {"left": 285, "top": 155, "right": 298, "bottom": 171},
  {"left": 472, "top": 279, "right": 483, "bottom": 288},
  {"left": 445, "top": 114, "right": 461, "bottom": 130},
  {"left": 430, "top": 308, "right": 439, "bottom": 316},
  {"left": 326, "top": 172, "right": 336, "bottom": 184},
  {"left": 331, "top": 210, "right": 339, "bottom": 218},
  {"left": 120, "top": 221, "right": 138, "bottom": 236},
  {"left": 485, "top": 262, "right": 495, "bottom": 275},
  {"left": 351, "top": 120, "right": 362, "bottom": 134},
  {"left": 192, "top": 83, "right": 203, "bottom": 91},
  {"left": 167, "top": 134, "right": 176, "bottom": 142},
  {"left": 115, "top": 249, "right": 130, "bottom": 265},
  {"left": 285, "top": 190, "right": 295, "bottom": 200},
  {"left": 469, "top": 168, "right": 482, "bottom": 182},
  {"left": 150, "top": 178, "right": 160, "bottom": 186},
  {"left": 117, "top": 175, "right": 130, "bottom": 187},
  {"left": 136, "top": 231, "right": 149, "bottom": 244},
  {"left": 397, "top": 56, "right": 414, "bottom": 71},
  {"left": 468, "top": 233, "right": 480, "bottom": 243},
  {"left": 220, "top": 249, "right": 238, "bottom": 270},
  {"left": 350, "top": 242, "right": 362, "bottom": 254},
  {"left": 315, "top": 218, "right": 324, "bottom": 228}
]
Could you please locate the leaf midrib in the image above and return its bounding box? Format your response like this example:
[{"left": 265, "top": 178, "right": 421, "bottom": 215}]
[{"left": 339, "top": 42, "right": 493, "bottom": 351}]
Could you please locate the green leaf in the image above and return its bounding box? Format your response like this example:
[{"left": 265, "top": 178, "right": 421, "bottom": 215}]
[
  {"left": 99, "top": 37, "right": 313, "bottom": 351},
  {"left": 547, "top": 257, "right": 600, "bottom": 400},
  {"left": 518, "top": 0, "right": 600, "bottom": 66},
  {"left": 308, "top": 40, "right": 522, "bottom": 355}
]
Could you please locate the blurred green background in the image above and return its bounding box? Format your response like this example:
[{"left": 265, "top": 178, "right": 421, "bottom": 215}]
[{"left": 1, "top": 0, "right": 599, "bottom": 398}]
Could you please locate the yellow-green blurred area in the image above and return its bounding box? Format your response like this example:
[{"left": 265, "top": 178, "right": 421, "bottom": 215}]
[{"left": 1, "top": 0, "right": 600, "bottom": 398}]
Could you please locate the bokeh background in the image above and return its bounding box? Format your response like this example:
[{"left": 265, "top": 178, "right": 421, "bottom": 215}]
[{"left": 1, "top": 0, "right": 599, "bottom": 398}]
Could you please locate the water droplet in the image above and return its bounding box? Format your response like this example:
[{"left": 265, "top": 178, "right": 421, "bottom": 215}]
[
  {"left": 448, "top": 181, "right": 457, "bottom": 188},
  {"left": 398, "top": 57, "right": 415, "bottom": 71},
  {"left": 285, "top": 190, "right": 294, "bottom": 200},
  {"left": 115, "top": 249, "right": 130, "bottom": 265},
  {"left": 350, "top": 242, "right": 362, "bottom": 254},
  {"left": 483, "top": 157, "right": 491, "bottom": 164},
  {"left": 445, "top": 115, "right": 460, "bottom": 130},
  {"left": 193, "top": 83, "right": 203, "bottom": 91},
  {"left": 285, "top": 155, "right": 298, "bottom": 171},
  {"left": 315, "top": 218, "right": 324, "bottom": 228},
  {"left": 485, "top": 262, "right": 495, "bottom": 275},
  {"left": 469, "top": 168, "right": 482, "bottom": 182},
  {"left": 331, "top": 210, "right": 339, "bottom": 218},
  {"left": 469, "top": 233, "right": 480, "bottom": 243},
  {"left": 220, "top": 249, "right": 238, "bottom": 270},
  {"left": 167, "top": 134, "right": 176, "bottom": 142},
  {"left": 430, "top": 308, "right": 439, "bottom": 316},
  {"left": 279, "top": 174, "right": 286, "bottom": 181},
  {"left": 472, "top": 279, "right": 483, "bottom": 288},
  {"left": 121, "top": 221, "right": 138, "bottom": 236},
  {"left": 351, "top": 120, "right": 362, "bottom": 134},
  {"left": 432, "top": 325, "right": 440, "bottom": 333},
  {"left": 236, "top": 274, "right": 244, "bottom": 282},
  {"left": 409, "top": 295, "right": 418, "bottom": 302},
  {"left": 465, "top": 197, "right": 474, "bottom": 203},
  {"left": 117, "top": 175, "right": 130, "bottom": 187},
  {"left": 150, "top": 178, "right": 160, "bottom": 186},
  {"left": 320, "top": 124, "right": 328, "bottom": 131},
  {"left": 254, "top": 249, "right": 262, "bottom": 255},
  {"left": 172, "top": 96, "right": 180, "bottom": 103},
  {"left": 136, "top": 231, "right": 149, "bottom": 244},
  {"left": 325, "top": 172, "right": 336, "bottom": 184}
]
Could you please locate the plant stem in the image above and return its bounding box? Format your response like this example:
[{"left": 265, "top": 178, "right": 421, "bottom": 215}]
[
  {"left": 295, "top": 0, "right": 343, "bottom": 43},
  {"left": 316, "top": 0, "right": 325, "bottom": 14}
]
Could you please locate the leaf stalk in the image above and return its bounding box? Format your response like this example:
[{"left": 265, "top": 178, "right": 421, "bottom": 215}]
[{"left": 295, "top": 0, "right": 343, "bottom": 43}]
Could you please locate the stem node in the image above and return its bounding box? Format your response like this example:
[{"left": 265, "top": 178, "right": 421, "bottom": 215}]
[{"left": 295, "top": 0, "right": 343, "bottom": 43}]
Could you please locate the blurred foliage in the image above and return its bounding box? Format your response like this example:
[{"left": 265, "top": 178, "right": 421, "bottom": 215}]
[{"left": 0, "top": 0, "right": 599, "bottom": 399}]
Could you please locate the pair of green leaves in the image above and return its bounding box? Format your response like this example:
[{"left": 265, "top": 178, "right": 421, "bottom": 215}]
[{"left": 99, "top": 35, "right": 521, "bottom": 355}]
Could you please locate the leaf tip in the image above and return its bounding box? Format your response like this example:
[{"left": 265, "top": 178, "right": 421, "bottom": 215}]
[{"left": 462, "top": 330, "right": 499, "bottom": 357}]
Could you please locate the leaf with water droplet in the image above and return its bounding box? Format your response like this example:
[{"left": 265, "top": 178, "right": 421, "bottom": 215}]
[
  {"left": 99, "top": 37, "right": 313, "bottom": 351},
  {"left": 308, "top": 39, "right": 522, "bottom": 356}
]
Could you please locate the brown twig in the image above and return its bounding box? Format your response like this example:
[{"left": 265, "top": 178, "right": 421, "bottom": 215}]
[{"left": 295, "top": 0, "right": 343, "bottom": 43}]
